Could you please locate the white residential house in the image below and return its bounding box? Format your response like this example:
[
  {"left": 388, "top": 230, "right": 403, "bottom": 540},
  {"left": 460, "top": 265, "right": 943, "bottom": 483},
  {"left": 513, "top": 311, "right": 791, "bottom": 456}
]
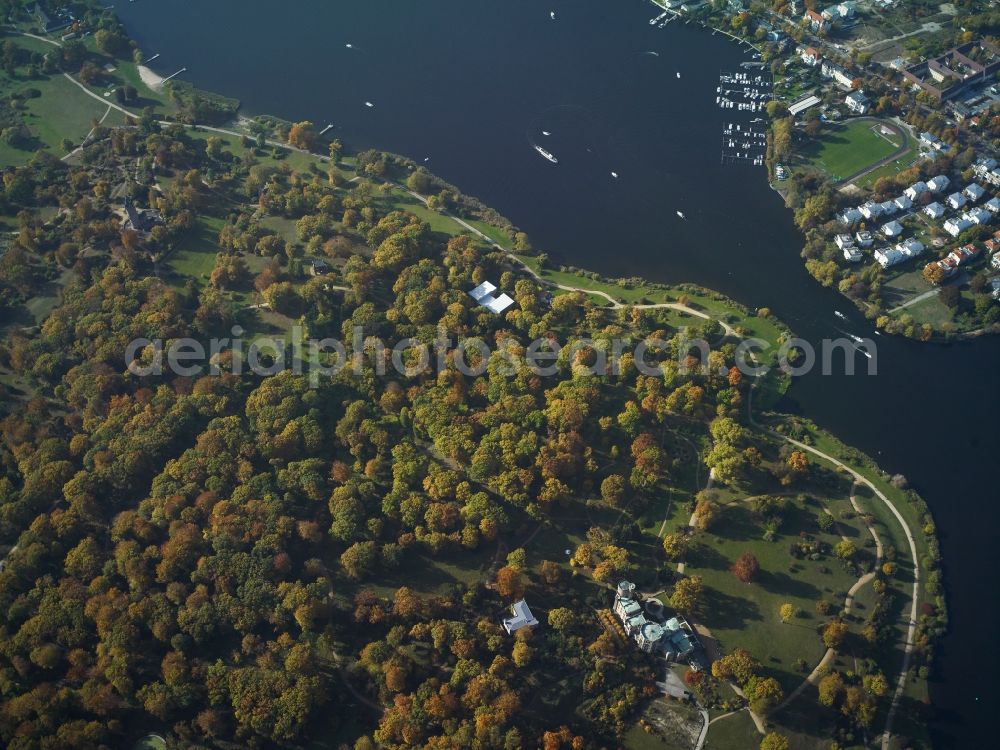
[
  {"left": 839, "top": 207, "right": 863, "bottom": 225},
  {"left": 835, "top": 234, "right": 855, "bottom": 250},
  {"left": 821, "top": 60, "right": 859, "bottom": 89},
  {"left": 860, "top": 201, "right": 884, "bottom": 220},
  {"left": 947, "top": 192, "right": 968, "bottom": 211},
  {"left": 855, "top": 230, "right": 874, "bottom": 247},
  {"left": 502, "top": 600, "right": 539, "bottom": 634},
  {"left": 964, "top": 183, "right": 986, "bottom": 202},
  {"left": 927, "top": 175, "right": 950, "bottom": 193},
  {"left": 845, "top": 90, "right": 869, "bottom": 114},
  {"left": 989, "top": 277, "right": 1000, "bottom": 299},
  {"left": 874, "top": 247, "right": 904, "bottom": 268},
  {"left": 988, "top": 169, "right": 1000, "bottom": 188},
  {"left": 974, "top": 157, "right": 998, "bottom": 178},
  {"left": 901, "top": 238, "right": 924, "bottom": 257},
  {"left": 800, "top": 46, "right": 822, "bottom": 66},
  {"left": 877, "top": 239, "right": 924, "bottom": 267},
  {"left": 804, "top": 9, "right": 831, "bottom": 32},
  {"left": 880, "top": 200, "right": 899, "bottom": 216},
  {"left": 924, "top": 202, "right": 946, "bottom": 219},
  {"left": 881, "top": 220, "right": 904, "bottom": 238},
  {"left": 843, "top": 245, "right": 863, "bottom": 262},
  {"left": 894, "top": 195, "right": 913, "bottom": 211},
  {"left": 837, "top": 1, "right": 856, "bottom": 17},
  {"left": 992, "top": 254, "right": 1000, "bottom": 270},
  {"left": 920, "top": 132, "right": 941, "bottom": 148},
  {"left": 904, "top": 181, "right": 928, "bottom": 201},
  {"left": 944, "top": 216, "right": 974, "bottom": 237},
  {"left": 967, "top": 207, "right": 992, "bottom": 225},
  {"left": 986, "top": 197, "right": 1000, "bottom": 213}
]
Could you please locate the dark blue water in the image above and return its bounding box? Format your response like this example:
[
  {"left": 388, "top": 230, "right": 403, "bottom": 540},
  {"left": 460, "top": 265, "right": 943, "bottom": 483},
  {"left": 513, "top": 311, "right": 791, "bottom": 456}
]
[{"left": 112, "top": 1, "right": 998, "bottom": 745}]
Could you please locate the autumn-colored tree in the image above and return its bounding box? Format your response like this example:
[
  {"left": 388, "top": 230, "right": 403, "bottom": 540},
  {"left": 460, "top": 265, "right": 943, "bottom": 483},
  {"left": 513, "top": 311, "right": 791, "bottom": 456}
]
[
  {"left": 922, "top": 261, "right": 948, "bottom": 285},
  {"left": 746, "top": 675, "right": 784, "bottom": 714},
  {"left": 670, "top": 575, "right": 704, "bottom": 615},
  {"left": 547, "top": 607, "right": 575, "bottom": 631},
  {"left": 818, "top": 672, "right": 845, "bottom": 707},
  {"left": 779, "top": 603, "right": 796, "bottom": 623},
  {"left": 600, "top": 473, "right": 628, "bottom": 508},
  {"left": 540, "top": 560, "right": 562, "bottom": 586},
  {"left": 495, "top": 566, "right": 525, "bottom": 601},
  {"left": 588, "top": 632, "right": 617, "bottom": 657},
  {"left": 731, "top": 551, "right": 760, "bottom": 583},
  {"left": 835, "top": 539, "right": 857, "bottom": 560},
  {"left": 863, "top": 672, "right": 889, "bottom": 697},
  {"left": 662, "top": 531, "right": 688, "bottom": 561},
  {"left": 711, "top": 648, "right": 760, "bottom": 686},
  {"left": 781, "top": 450, "right": 810, "bottom": 486},
  {"left": 759, "top": 732, "right": 790, "bottom": 750},
  {"left": 287, "top": 120, "right": 319, "bottom": 151},
  {"left": 692, "top": 496, "right": 717, "bottom": 531},
  {"left": 512, "top": 641, "right": 533, "bottom": 667},
  {"left": 341, "top": 541, "right": 378, "bottom": 579},
  {"left": 823, "top": 620, "right": 849, "bottom": 649}
]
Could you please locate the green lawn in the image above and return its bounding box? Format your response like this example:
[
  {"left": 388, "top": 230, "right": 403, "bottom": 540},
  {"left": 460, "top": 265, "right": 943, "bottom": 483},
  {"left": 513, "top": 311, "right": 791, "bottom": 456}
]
[
  {"left": 383, "top": 188, "right": 462, "bottom": 235},
  {"left": 890, "top": 293, "right": 952, "bottom": 326},
  {"left": 164, "top": 215, "right": 226, "bottom": 286},
  {"left": 856, "top": 147, "right": 918, "bottom": 189},
  {"left": 703, "top": 709, "right": 760, "bottom": 750},
  {"left": 800, "top": 120, "right": 901, "bottom": 182},
  {"left": 765, "top": 417, "right": 937, "bottom": 717},
  {"left": 683, "top": 491, "right": 867, "bottom": 695},
  {"left": 0, "top": 68, "right": 112, "bottom": 166}
]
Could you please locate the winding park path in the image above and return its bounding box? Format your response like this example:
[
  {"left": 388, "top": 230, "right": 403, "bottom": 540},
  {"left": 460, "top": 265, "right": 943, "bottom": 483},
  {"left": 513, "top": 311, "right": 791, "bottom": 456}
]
[
  {"left": 397, "top": 187, "right": 740, "bottom": 336},
  {"left": 53, "top": 49, "right": 738, "bottom": 339},
  {"left": 774, "top": 481, "right": 884, "bottom": 713},
  {"left": 748, "top": 385, "right": 920, "bottom": 750}
]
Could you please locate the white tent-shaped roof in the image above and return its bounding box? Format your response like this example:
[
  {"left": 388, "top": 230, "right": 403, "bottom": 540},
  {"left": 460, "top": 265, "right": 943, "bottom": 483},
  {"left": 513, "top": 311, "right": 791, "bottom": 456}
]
[{"left": 469, "top": 281, "right": 515, "bottom": 314}]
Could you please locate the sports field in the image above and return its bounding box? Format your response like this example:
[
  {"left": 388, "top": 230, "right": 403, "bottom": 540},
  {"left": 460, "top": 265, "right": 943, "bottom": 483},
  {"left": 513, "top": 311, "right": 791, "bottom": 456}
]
[{"left": 800, "top": 119, "right": 902, "bottom": 182}]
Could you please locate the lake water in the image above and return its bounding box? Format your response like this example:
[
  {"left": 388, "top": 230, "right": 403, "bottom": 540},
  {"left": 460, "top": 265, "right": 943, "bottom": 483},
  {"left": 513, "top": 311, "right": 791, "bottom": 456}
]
[{"left": 111, "top": 0, "right": 998, "bottom": 744}]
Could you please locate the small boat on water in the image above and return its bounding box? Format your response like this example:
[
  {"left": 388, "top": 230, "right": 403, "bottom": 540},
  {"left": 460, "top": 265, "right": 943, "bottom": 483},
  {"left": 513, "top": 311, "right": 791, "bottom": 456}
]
[
  {"left": 365, "top": 101, "right": 375, "bottom": 108},
  {"left": 611, "top": 171, "right": 618, "bottom": 178},
  {"left": 550, "top": 11, "right": 556, "bottom": 20},
  {"left": 676, "top": 71, "right": 681, "bottom": 79},
  {"left": 534, "top": 145, "right": 558, "bottom": 164},
  {"left": 345, "top": 43, "right": 353, "bottom": 48},
  {"left": 834, "top": 311, "right": 847, "bottom": 320},
  {"left": 676, "top": 210, "right": 686, "bottom": 220},
  {"left": 542, "top": 130, "right": 551, "bottom": 136}
]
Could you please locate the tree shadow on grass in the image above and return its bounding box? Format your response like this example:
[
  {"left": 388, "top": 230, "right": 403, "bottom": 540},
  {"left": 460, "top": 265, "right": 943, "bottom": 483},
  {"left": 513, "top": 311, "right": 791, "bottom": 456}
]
[
  {"left": 713, "top": 505, "right": 759, "bottom": 542},
  {"left": 702, "top": 585, "right": 762, "bottom": 631},
  {"left": 757, "top": 569, "right": 822, "bottom": 600},
  {"left": 688, "top": 542, "right": 730, "bottom": 571}
]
